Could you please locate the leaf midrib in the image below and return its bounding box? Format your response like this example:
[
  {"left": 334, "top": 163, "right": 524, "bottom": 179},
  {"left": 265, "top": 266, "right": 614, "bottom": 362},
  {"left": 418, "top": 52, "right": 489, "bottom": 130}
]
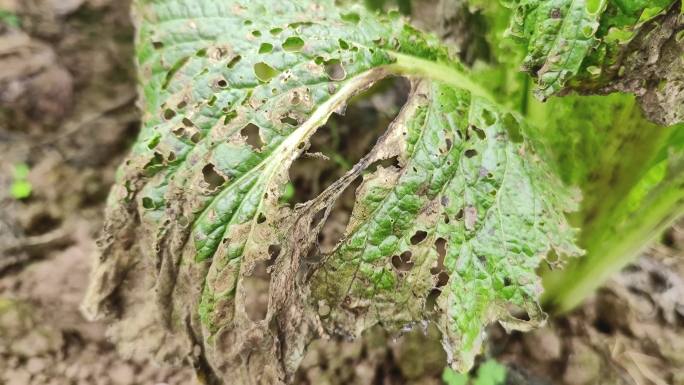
[{"left": 192, "top": 68, "right": 387, "bottom": 233}]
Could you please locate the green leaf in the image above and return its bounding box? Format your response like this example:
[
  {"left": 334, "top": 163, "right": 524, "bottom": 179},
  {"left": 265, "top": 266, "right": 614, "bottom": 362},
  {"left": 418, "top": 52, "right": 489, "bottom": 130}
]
[
  {"left": 468, "top": 0, "right": 684, "bottom": 312},
  {"left": 442, "top": 359, "right": 506, "bottom": 385},
  {"left": 0, "top": 9, "right": 20, "bottom": 28},
  {"left": 312, "top": 83, "right": 580, "bottom": 370},
  {"left": 10, "top": 164, "right": 31, "bottom": 200},
  {"left": 82, "top": 0, "right": 579, "bottom": 383},
  {"left": 474, "top": 359, "right": 506, "bottom": 385},
  {"left": 10, "top": 180, "right": 32, "bottom": 200},
  {"left": 443, "top": 367, "right": 469, "bottom": 385},
  {"left": 505, "top": 0, "right": 610, "bottom": 98},
  {"left": 501, "top": 0, "right": 682, "bottom": 124}
]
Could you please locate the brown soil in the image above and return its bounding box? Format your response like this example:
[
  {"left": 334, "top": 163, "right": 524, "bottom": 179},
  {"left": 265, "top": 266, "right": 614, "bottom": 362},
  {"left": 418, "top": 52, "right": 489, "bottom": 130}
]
[{"left": 0, "top": 1, "right": 682, "bottom": 385}]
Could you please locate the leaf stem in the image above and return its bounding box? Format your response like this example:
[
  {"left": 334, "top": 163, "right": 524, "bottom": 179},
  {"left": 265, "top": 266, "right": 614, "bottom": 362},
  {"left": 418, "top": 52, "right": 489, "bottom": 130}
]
[
  {"left": 542, "top": 176, "right": 684, "bottom": 313},
  {"left": 387, "top": 53, "right": 495, "bottom": 101}
]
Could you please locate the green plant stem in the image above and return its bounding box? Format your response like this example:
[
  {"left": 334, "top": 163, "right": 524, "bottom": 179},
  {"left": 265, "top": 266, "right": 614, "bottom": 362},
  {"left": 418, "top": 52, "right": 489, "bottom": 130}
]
[
  {"left": 542, "top": 173, "right": 684, "bottom": 313},
  {"left": 388, "top": 53, "right": 495, "bottom": 101}
]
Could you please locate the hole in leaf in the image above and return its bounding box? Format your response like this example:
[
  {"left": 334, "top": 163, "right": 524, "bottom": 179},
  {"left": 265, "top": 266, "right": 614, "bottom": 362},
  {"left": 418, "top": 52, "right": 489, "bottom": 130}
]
[
  {"left": 338, "top": 39, "right": 349, "bottom": 49},
  {"left": 410, "top": 230, "right": 428, "bottom": 245},
  {"left": 224, "top": 110, "right": 238, "bottom": 125},
  {"left": 280, "top": 114, "right": 299, "bottom": 126},
  {"left": 304, "top": 245, "right": 323, "bottom": 263},
  {"left": 366, "top": 156, "right": 400, "bottom": 173},
  {"left": 217, "top": 79, "right": 228, "bottom": 88},
  {"left": 243, "top": 260, "right": 271, "bottom": 321},
  {"left": 287, "top": 77, "right": 409, "bottom": 205},
  {"left": 473, "top": 126, "right": 486, "bottom": 140},
  {"left": 147, "top": 134, "right": 161, "bottom": 149},
  {"left": 425, "top": 288, "right": 441, "bottom": 312},
  {"left": 152, "top": 41, "right": 164, "bottom": 49},
  {"left": 202, "top": 164, "right": 226, "bottom": 190},
  {"left": 268, "top": 244, "right": 281, "bottom": 261},
  {"left": 240, "top": 123, "right": 264, "bottom": 150},
  {"left": 190, "top": 132, "right": 202, "bottom": 143},
  {"left": 392, "top": 250, "right": 414, "bottom": 272},
  {"left": 444, "top": 137, "right": 453, "bottom": 152},
  {"left": 341, "top": 12, "right": 360, "bottom": 23},
  {"left": 270, "top": 27, "right": 283, "bottom": 35},
  {"left": 324, "top": 59, "right": 346, "bottom": 81},
  {"left": 257, "top": 213, "right": 266, "bottom": 224},
  {"left": 251, "top": 30, "right": 262, "bottom": 37},
  {"left": 311, "top": 208, "right": 327, "bottom": 228},
  {"left": 436, "top": 271, "right": 450, "bottom": 287},
  {"left": 288, "top": 21, "right": 314, "bottom": 30},
  {"left": 182, "top": 117, "right": 194, "bottom": 127},
  {"left": 254, "top": 62, "right": 280, "bottom": 82},
  {"left": 227, "top": 55, "right": 242, "bottom": 69},
  {"left": 259, "top": 43, "right": 273, "bottom": 54},
  {"left": 162, "top": 56, "right": 189, "bottom": 90},
  {"left": 503, "top": 113, "right": 523, "bottom": 143},
  {"left": 506, "top": 304, "right": 531, "bottom": 321},
  {"left": 143, "top": 152, "right": 164, "bottom": 176},
  {"left": 435, "top": 238, "right": 447, "bottom": 259},
  {"left": 142, "top": 197, "right": 155, "bottom": 209},
  {"left": 163, "top": 108, "right": 176, "bottom": 120},
  {"left": 318, "top": 175, "right": 363, "bottom": 253},
  {"left": 464, "top": 149, "right": 478, "bottom": 158},
  {"left": 282, "top": 36, "right": 305, "bottom": 52},
  {"left": 431, "top": 237, "right": 447, "bottom": 274},
  {"left": 482, "top": 109, "right": 496, "bottom": 126}
]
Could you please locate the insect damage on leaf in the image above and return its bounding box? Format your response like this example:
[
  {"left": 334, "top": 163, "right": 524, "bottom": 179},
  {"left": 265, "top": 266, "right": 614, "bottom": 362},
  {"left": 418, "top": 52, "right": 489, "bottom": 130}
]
[
  {"left": 311, "top": 82, "right": 580, "bottom": 369},
  {"left": 503, "top": 0, "right": 683, "bottom": 125},
  {"left": 81, "top": 0, "right": 580, "bottom": 384}
]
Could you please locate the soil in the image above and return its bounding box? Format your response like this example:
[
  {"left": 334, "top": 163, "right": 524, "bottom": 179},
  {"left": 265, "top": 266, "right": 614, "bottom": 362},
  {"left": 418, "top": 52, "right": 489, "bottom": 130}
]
[{"left": 0, "top": 1, "right": 682, "bottom": 385}]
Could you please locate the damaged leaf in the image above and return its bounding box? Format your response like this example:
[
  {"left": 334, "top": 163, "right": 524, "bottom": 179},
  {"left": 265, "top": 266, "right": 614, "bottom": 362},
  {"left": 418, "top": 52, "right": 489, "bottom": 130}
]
[
  {"left": 82, "top": 0, "right": 580, "bottom": 384},
  {"left": 502, "top": 0, "right": 683, "bottom": 124},
  {"left": 311, "top": 83, "right": 580, "bottom": 369}
]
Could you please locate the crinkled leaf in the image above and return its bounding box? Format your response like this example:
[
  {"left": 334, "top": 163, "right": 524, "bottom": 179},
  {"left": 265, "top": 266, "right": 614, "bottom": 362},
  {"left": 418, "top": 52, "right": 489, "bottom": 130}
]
[
  {"left": 502, "top": 0, "right": 683, "bottom": 124},
  {"left": 311, "top": 83, "right": 579, "bottom": 369},
  {"left": 467, "top": 0, "right": 684, "bottom": 311},
  {"left": 82, "top": 0, "right": 579, "bottom": 383}
]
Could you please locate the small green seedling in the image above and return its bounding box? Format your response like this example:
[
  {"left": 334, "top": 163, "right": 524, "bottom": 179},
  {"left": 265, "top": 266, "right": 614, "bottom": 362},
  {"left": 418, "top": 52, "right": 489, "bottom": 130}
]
[
  {"left": 10, "top": 163, "right": 32, "bottom": 200},
  {"left": 0, "top": 10, "right": 21, "bottom": 28},
  {"left": 443, "top": 359, "right": 507, "bottom": 385}
]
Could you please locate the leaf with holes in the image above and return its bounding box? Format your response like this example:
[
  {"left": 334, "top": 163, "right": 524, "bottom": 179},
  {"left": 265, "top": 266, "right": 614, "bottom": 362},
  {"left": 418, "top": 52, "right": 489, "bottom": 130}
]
[
  {"left": 502, "top": 0, "right": 683, "bottom": 124},
  {"left": 82, "top": 1, "right": 580, "bottom": 384}
]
